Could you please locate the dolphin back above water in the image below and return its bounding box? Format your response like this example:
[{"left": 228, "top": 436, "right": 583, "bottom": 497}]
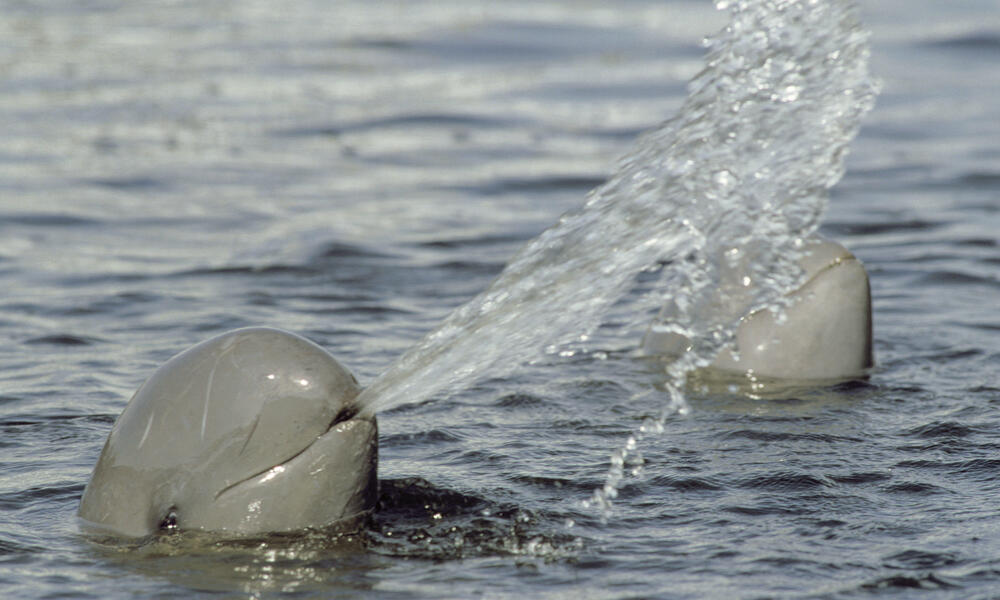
[{"left": 77, "top": 327, "right": 377, "bottom": 538}]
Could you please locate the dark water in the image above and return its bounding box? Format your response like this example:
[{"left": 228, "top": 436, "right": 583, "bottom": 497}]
[{"left": 1, "top": 0, "right": 998, "bottom": 598}]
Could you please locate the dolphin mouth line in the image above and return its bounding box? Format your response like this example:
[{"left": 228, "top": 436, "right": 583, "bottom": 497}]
[
  {"left": 800, "top": 254, "right": 859, "bottom": 289},
  {"left": 213, "top": 405, "right": 367, "bottom": 502}
]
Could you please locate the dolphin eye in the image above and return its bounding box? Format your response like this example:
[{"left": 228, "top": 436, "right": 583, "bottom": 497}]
[{"left": 158, "top": 508, "right": 179, "bottom": 533}]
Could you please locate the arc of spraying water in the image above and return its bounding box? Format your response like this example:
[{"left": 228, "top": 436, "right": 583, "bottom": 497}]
[{"left": 357, "top": 0, "right": 876, "bottom": 429}]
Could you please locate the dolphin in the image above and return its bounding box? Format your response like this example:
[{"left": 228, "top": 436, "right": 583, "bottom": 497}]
[
  {"left": 77, "top": 327, "right": 377, "bottom": 538},
  {"left": 642, "top": 235, "right": 873, "bottom": 379},
  {"left": 79, "top": 239, "right": 871, "bottom": 537}
]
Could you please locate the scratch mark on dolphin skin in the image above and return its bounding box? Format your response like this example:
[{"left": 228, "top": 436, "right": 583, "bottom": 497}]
[
  {"left": 138, "top": 412, "right": 155, "bottom": 449},
  {"left": 199, "top": 337, "right": 244, "bottom": 441},
  {"left": 238, "top": 415, "right": 260, "bottom": 457},
  {"left": 202, "top": 360, "right": 219, "bottom": 441}
]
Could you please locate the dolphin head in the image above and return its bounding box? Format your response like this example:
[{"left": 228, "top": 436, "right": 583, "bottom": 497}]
[
  {"left": 78, "top": 327, "right": 377, "bottom": 538},
  {"left": 643, "top": 235, "right": 873, "bottom": 380}
]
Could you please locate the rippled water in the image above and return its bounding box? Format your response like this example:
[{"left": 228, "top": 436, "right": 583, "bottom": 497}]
[{"left": 1, "top": 0, "right": 999, "bottom": 598}]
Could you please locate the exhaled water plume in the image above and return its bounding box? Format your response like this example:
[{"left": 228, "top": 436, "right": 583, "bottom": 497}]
[{"left": 356, "top": 0, "right": 878, "bottom": 461}]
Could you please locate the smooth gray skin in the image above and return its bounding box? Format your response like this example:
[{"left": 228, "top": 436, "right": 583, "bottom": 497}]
[
  {"left": 643, "top": 236, "right": 873, "bottom": 379},
  {"left": 78, "top": 327, "right": 377, "bottom": 538}
]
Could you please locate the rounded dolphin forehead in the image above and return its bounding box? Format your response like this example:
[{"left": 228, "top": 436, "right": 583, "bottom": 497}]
[
  {"left": 796, "top": 235, "right": 855, "bottom": 283},
  {"left": 105, "top": 327, "right": 361, "bottom": 474}
]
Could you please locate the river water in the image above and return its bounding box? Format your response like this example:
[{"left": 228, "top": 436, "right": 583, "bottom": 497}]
[{"left": 1, "top": 0, "right": 998, "bottom": 598}]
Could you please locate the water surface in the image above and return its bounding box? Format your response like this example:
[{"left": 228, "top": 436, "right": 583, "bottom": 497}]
[{"left": 1, "top": 0, "right": 998, "bottom": 598}]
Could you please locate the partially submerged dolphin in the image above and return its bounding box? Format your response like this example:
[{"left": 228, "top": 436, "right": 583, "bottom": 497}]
[
  {"left": 643, "top": 235, "right": 873, "bottom": 379},
  {"left": 78, "top": 237, "right": 872, "bottom": 537},
  {"left": 77, "top": 327, "right": 376, "bottom": 538}
]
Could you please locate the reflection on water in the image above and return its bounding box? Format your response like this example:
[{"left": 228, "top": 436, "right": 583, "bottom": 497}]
[
  {"left": 85, "top": 477, "right": 581, "bottom": 596},
  {"left": 88, "top": 529, "right": 374, "bottom": 596}
]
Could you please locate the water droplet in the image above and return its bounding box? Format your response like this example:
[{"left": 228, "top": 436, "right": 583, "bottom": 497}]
[{"left": 777, "top": 84, "right": 801, "bottom": 102}]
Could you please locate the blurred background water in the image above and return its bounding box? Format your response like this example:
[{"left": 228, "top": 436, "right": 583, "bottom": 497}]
[{"left": 0, "top": 0, "right": 998, "bottom": 598}]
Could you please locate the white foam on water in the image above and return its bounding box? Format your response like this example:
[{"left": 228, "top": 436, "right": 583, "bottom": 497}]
[{"left": 357, "top": 0, "right": 877, "bottom": 508}]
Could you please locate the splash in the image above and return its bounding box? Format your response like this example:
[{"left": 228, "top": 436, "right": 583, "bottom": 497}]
[{"left": 356, "top": 0, "right": 878, "bottom": 470}]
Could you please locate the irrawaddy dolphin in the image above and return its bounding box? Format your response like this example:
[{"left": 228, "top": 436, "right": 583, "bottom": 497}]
[
  {"left": 642, "top": 235, "right": 873, "bottom": 379},
  {"left": 77, "top": 327, "right": 376, "bottom": 537},
  {"left": 78, "top": 236, "right": 872, "bottom": 537}
]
